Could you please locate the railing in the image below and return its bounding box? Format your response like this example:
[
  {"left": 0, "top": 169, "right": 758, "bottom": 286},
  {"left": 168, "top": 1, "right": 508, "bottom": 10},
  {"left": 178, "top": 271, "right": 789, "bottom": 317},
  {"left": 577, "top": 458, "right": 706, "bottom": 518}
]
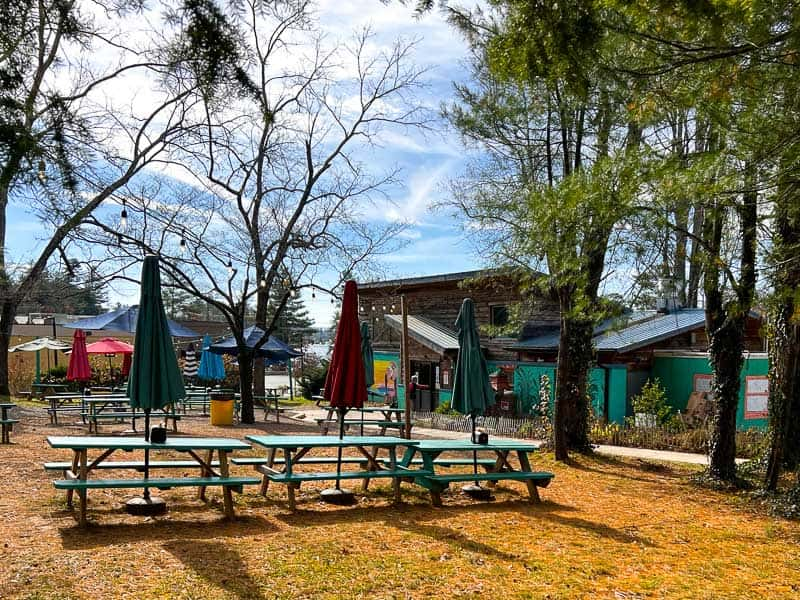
[{"left": 412, "top": 411, "right": 548, "bottom": 439}]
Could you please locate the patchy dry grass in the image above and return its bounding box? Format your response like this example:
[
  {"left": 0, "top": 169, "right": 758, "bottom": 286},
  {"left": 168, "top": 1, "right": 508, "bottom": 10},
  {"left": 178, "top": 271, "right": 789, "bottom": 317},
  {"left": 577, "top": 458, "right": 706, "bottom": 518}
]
[{"left": 1, "top": 406, "right": 799, "bottom": 599}]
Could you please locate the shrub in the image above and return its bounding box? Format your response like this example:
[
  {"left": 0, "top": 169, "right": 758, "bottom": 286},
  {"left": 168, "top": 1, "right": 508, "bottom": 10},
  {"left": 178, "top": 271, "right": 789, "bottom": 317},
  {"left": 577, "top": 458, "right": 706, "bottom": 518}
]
[
  {"left": 631, "top": 378, "right": 672, "bottom": 424},
  {"left": 298, "top": 359, "right": 329, "bottom": 399},
  {"left": 434, "top": 399, "right": 458, "bottom": 415}
]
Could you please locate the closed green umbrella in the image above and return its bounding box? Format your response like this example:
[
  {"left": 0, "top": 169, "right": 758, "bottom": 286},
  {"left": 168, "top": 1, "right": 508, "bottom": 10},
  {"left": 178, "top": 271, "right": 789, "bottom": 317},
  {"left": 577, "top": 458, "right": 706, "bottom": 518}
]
[
  {"left": 451, "top": 298, "right": 496, "bottom": 496},
  {"left": 127, "top": 255, "right": 186, "bottom": 514}
]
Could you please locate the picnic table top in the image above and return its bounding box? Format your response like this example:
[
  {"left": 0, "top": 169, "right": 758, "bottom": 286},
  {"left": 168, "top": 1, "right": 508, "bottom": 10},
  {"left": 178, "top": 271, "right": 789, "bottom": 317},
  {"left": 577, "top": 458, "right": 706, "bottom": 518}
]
[
  {"left": 46, "top": 435, "right": 251, "bottom": 451},
  {"left": 246, "top": 434, "right": 418, "bottom": 449},
  {"left": 0, "top": 403, "right": 17, "bottom": 409},
  {"left": 412, "top": 439, "right": 541, "bottom": 452},
  {"left": 32, "top": 382, "right": 70, "bottom": 389},
  {"left": 355, "top": 406, "right": 404, "bottom": 413}
]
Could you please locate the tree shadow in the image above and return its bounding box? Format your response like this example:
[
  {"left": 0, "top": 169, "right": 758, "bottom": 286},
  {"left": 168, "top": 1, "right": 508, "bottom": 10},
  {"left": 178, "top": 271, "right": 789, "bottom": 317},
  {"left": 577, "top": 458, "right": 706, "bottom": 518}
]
[
  {"left": 275, "top": 495, "right": 654, "bottom": 556},
  {"left": 164, "top": 539, "right": 267, "bottom": 600},
  {"left": 564, "top": 453, "right": 687, "bottom": 485},
  {"left": 58, "top": 514, "right": 277, "bottom": 549}
]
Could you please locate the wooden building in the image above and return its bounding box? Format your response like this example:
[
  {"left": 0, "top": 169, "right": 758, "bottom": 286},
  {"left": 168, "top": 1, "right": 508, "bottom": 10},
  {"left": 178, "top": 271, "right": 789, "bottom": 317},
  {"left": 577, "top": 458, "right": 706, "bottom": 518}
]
[{"left": 357, "top": 269, "right": 558, "bottom": 410}]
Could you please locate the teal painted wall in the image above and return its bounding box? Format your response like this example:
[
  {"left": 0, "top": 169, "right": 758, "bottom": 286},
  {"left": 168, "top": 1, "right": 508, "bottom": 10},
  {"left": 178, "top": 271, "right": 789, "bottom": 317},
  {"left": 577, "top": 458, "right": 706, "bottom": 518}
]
[
  {"left": 513, "top": 363, "right": 557, "bottom": 415},
  {"left": 651, "top": 354, "right": 769, "bottom": 430},
  {"left": 606, "top": 365, "right": 628, "bottom": 425}
]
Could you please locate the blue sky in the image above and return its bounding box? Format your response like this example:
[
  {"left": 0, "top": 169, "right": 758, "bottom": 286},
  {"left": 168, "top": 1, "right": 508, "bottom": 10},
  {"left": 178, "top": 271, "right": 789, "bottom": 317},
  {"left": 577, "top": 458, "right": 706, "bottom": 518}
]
[{"left": 6, "top": 1, "right": 484, "bottom": 327}]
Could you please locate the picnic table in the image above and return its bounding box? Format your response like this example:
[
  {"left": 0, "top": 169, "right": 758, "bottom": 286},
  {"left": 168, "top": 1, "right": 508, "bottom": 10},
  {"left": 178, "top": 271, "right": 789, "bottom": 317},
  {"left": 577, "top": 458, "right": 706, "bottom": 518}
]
[
  {"left": 257, "top": 388, "right": 285, "bottom": 423},
  {"left": 1, "top": 403, "right": 18, "bottom": 443},
  {"left": 316, "top": 406, "right": 411, "bottom": 437},
  {"left": 45, "top": 435, "right": 258, "bottom": 525},
  {"left": 400, "top": 439, "right": 554, "bottom": 506},
  {"left": 45, "top": 393, "right": 128, "bottom": 425},
  {"left": 243, "top": 434, "right": 424, "bottom": 509},
  {"left": 83, "top": 396, "right": 181, "bottom": 434},
  {"left": 31, "top": 382, "right": 71, "bottom": 398}
]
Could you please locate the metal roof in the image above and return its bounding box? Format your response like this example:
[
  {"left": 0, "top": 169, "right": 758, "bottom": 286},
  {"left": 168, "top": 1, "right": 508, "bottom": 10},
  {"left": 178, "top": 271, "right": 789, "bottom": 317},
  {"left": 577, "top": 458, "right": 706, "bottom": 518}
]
[
  {"left": 359, "top": 269, "right": 500, "bottom": 291},
  {"left": 510, "top": 309, "right": 707, "bottom": 354},
  {"left": 384, "top": 314, "right": 460, "bottom": 354}
]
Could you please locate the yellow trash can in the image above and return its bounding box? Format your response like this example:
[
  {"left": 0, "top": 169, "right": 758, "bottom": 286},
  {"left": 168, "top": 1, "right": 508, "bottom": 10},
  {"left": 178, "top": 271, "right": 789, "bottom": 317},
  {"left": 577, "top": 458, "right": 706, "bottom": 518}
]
[{"left": 210, "top": 396, "right": 234, "bottom": 426}]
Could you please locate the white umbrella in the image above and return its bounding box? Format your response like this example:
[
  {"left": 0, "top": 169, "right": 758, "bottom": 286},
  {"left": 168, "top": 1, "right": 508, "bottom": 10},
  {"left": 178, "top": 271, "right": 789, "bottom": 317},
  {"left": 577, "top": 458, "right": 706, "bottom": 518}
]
[{"left": 9, "top": 338, "right": 71, "bottom": 352}]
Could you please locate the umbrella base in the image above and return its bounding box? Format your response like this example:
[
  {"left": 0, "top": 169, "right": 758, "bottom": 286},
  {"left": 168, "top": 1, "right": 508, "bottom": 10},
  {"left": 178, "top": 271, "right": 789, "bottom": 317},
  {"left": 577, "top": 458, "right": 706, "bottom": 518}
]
[
  {"left": 320, "top": 487, "right": 356, "bottom": 505},
  {"left": 462, "top": 484, "right": 493, "bottom": 501},
  {"left": 125, "top": 496, "right": 167, "bottom": 516}
]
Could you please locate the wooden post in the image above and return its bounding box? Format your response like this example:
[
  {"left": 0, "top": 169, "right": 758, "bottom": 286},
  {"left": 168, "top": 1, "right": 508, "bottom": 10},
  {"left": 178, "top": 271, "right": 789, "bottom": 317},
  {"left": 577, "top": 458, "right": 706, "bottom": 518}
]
[{"left": 401, "top": 295, "right": 411, "bottom": 439}]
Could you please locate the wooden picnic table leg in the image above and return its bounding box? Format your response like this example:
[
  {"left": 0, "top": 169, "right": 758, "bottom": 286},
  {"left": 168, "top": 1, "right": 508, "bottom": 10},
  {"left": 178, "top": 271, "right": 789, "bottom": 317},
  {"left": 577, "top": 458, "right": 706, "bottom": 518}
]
[
  {"left": 517, "top": 450, "right": 541, "bottom": 503},
  {"left": 389, "top": 447, "right": 401, "bottom": 504},
  {"left": 258, "top": 447, "right": 277, "bottom": 496},
  {"left": 78, "top": 449, "right": 88, "bottom": 527},
  {"left": 218, "top": 449, "right": 235, "bottom": 519},
  {"left": 198, "top": 449, "right": 213, "bottom": 501}
]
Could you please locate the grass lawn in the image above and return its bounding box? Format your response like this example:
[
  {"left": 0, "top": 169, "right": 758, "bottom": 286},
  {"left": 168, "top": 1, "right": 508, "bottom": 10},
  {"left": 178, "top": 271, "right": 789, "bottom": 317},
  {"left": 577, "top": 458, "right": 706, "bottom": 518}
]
[{"left": 1, "top": 406, "right": 799, "bottom": 599}]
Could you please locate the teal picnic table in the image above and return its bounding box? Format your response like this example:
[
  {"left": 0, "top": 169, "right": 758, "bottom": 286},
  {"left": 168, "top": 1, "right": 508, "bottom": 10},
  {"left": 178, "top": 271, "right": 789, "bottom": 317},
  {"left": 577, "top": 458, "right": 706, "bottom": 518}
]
[
  {"left": 45, "top": 436, "right": 258, "bottom": 525},
  {"left": 316, "top": 406, "right": 411, "bottom": 437},
  {"left": 1, "top": 403, "right": 18, "bottom": 443},
  {"left": 243, "top": 434, "right": 424, "bottom": 509},
  {"left": 400, "top": 439, "right": 555, "bottom": 506}
]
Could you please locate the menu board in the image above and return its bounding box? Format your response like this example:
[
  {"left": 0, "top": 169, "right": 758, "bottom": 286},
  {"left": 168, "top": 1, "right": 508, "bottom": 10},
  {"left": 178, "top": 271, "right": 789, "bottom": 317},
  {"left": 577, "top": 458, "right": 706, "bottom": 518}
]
[
  {"left": 693, "top": 374, "right": 713, "bottom": 393},
  {"left": 744, "top": 376, "right": 769, "bottom": 419}
]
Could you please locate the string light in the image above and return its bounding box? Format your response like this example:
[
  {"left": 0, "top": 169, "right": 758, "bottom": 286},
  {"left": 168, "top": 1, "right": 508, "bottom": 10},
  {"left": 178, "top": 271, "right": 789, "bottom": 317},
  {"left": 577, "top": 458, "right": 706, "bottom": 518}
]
[
  {"left": 312, "top": 289, "right": 316, "bottom": 299},
  {"left": 391, "top": 303, "right": 396, "bottom": 311},
  {"left": 259, "top": 278, "right": 266, "bottom": 288},
  {"left": 371, "top": 305, "right": 375, "bottom": 312},
  {"left": 382, "top": 305, "right": 386, "bottom": 311},
  {"left": 179, "top": 229, "right": 186, "bottom": 254},
  {"left": 291, "top": 289, "right": 298, "bottom": 298},
  {"left": 120, "top": 199, "right": 128, "bottom": 231},
  {"left": 37, "top": 159, "right": 46, "bottom": 183},
  {"left": 330, "top": 296, "right": 334, "bottom": 304},
  {"left": 226, "top": 259, "right": 234, "bottom": 276}
]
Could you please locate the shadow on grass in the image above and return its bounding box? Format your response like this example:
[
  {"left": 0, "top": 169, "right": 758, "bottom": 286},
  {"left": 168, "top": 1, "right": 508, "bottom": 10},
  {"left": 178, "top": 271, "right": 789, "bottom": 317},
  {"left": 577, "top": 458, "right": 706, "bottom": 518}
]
[
  {"left": 564, "top": 453, "right": 687, "bottom": 485},
  {"left": 276, "top": 496, "right": 655, "bottom": 553},
  {"left": 58, "top": 514, "right": 277, "bottom": 549},
  {"left": 164, "top": 539, "right": 266, "bottom": 600}
]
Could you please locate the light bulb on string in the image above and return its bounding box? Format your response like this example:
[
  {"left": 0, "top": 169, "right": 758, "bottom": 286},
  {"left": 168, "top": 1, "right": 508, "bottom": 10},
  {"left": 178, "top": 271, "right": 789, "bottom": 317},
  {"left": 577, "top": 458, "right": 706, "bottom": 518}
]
[
  {"left": 371, "top": 305, "right": 375, "bottom": 312},
  {"left": 179, "top": 229, "right": 186, "bottom": 255},
  {"left": 226, "top": 259, "right": 234, "bottom": 276},
  {"left": 120, "top": 199, "right": 128, "bottom": 231},
  {"left": 391, "top": 304, "right": 395, "bottom": 311},
  {"left": 382, "top": 305, "right": 386, "bottom": 311},
  {"left": 330, "top": 296, "right": 334, "bottom": 305},
  {"left": 259, "top": 278, "right": 266, "bottom": 288},
  {"left": 37, "top": 159, "right": 47, "bottom": 183},
  {"left": 311, "top": 289, "right": 316, "bottom": 299}
]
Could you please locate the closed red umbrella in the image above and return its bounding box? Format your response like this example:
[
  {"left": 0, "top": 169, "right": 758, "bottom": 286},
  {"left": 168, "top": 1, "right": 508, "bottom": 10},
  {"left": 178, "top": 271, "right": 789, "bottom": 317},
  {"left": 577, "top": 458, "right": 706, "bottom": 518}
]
[
  {"left": 121, "top": 352, "right": 132, "bottom": 377},
  {"left": 66, "top": 329, "right": 91, "bottom": 382},
  {"left": 324, "top": 280, "right": 367, "bottom": 410},
  {"left": 322, "top": 280, "right": 366, "bottom": 504}
]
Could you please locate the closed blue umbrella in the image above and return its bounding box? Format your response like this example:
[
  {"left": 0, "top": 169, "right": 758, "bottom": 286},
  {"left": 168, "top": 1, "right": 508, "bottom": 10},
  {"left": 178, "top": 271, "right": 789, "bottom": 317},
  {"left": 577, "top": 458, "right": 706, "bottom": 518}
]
[{"left": 197, "top": 334, "right": 225, "bottom": 381}]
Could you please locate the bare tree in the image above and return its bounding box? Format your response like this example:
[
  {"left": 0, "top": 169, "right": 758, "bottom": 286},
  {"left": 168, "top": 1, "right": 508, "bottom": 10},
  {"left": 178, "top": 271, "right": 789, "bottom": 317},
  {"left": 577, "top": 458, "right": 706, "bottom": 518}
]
[
  {"left": 0, "top": 0, "right": 216, "bottom": 397},
  {"left": 76, "top": 1, "right": 424, "bottom": 422}
]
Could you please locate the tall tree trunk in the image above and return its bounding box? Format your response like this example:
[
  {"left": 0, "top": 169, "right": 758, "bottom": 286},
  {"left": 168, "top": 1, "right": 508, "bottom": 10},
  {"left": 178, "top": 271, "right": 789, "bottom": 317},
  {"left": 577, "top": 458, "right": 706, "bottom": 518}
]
[
  {"left": 765, "top": 167, "right": 800, "bottom": 488},
  {"left": 253, "top": 289, "right": 267, "bottom": 401},
  {"left": 705, "top": 163, "right": 758, "bottom": 482},
  {"left": 238, "top": 349, "right": 255, "bottom": 424},
  {"left": 553, "top": 288, "right": 593, "bottom": 460},
  {"left": 0, "top": 298, "right": 17, "bottom": 399}
]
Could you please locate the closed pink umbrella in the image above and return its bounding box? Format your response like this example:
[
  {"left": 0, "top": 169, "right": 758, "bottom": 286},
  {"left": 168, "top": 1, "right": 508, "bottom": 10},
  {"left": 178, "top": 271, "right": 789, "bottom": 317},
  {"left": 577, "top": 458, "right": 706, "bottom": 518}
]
[{"left": 66, "top": 329, "right": 91, "bottom": 383}]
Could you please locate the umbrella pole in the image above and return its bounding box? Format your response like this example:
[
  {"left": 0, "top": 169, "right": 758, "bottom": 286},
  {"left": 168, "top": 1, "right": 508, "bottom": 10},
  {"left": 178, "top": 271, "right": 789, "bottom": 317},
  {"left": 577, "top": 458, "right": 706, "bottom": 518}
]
[
  {"left": 336, "top": 407, "right": 347, "bottom": 490},
  {"left": 144, "top": 411, "right": 150, "bottom": 500}
]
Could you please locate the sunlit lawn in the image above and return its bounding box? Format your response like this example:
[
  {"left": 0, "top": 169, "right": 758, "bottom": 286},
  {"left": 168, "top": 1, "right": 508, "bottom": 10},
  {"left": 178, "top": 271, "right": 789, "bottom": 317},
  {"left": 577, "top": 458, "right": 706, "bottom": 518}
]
[{"left": 1, "top": 406, "right": 798, "bottom": 599}]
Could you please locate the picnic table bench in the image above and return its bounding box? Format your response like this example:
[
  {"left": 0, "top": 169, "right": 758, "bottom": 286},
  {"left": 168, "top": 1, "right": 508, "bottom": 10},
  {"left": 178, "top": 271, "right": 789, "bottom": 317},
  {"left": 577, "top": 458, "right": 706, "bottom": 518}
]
[
  {"left": 244, "top": 435, "right": 424, "bottom": 509},
  {"left": 256, "top": 388, "right": 286, "bottom": 423},
  {"left": 400, "top": 439, "right": 554, "bottom": 506},
  {"left": 45, "top": 436, "right": 258, "bottom": 525},
  {"left": 1, "top": 403, "right": 18, "bottom": 443}
]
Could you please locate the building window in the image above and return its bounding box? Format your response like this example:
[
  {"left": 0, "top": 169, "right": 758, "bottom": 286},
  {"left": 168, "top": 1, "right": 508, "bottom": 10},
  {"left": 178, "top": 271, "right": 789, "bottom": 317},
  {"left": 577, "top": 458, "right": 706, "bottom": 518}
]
[{"left": 490, "top": 304, "right": 509, "bottom": 327}]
